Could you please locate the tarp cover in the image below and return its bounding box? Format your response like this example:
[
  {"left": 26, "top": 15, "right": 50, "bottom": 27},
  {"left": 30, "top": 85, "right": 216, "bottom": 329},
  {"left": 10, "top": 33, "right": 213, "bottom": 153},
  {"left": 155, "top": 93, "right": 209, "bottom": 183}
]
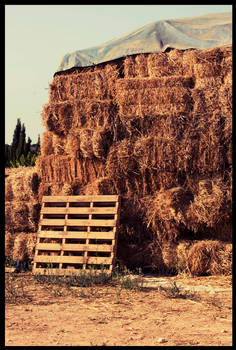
[{"left": 56, "top": 12, "right": 232, "bottom": 72}]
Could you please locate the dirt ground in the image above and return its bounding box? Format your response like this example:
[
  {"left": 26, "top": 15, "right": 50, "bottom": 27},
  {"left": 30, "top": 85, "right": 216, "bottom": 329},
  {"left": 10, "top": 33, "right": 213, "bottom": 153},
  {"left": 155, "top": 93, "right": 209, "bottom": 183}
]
[{"left": 5, "top": 272, "right": 232, "bottom": 346}]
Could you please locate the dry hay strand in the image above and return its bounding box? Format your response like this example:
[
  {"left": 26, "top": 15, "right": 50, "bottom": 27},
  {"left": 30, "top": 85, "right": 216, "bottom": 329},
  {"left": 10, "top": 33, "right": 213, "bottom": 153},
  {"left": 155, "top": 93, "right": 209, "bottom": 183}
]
[
  {"left": 38, "top": 182, "right": 51, "bottom": 202},
  {"left": 49, "top": 74, "right": 69, "bottom": 103},
  {"left": 124, "top": 55, "right": 136, "bottom": 78},
  {"left": 190, "top": 46, "right": 224, "bottom": 78},
  {"left": 36, "top": 155, "right": 76, "bottom": 184},
  {"left": 26, "top": 233, "right": 38, "bottom": 260},
  {"left": 5, "top": 201, "right": 40, "bottom": 234},
  {"left": 50, "top": 183, "right": 74, "bottom": 196},
  {"left": 116, "top": 76, "right": 195, "bottom": 90},
  {"left": 72, "top": 100, "right": 117, "bottom": 130},
  {"left": 65, "top": 63, "right": 119, "bottom": 100},
  {"left": 12, "top": 233, "right": 29, "bottom": 261},
  {"left": 186, "top": 178, "right": 227, "bottom": 232},
  {"left": 142, "top": 187, "right": 191, "bottom": 242},
  {"left": 5, "top": 167, "right": 40, "bottom": 202},
  {"left": 105, "top": 140, "right": 137, "bottom": 179},
  {"left": 219, "top": 73, "right": 232, "bottom": 114},
  {"left": 176, "top": 240, "right": 193, "bottom": 275},
  {"left": 187, "top": 240, "right": 231, "bottom": 276},
  {"left": 41, "top": 101, "right": 73, "bottom": 136},
  {"left": 215, "top": 243, "right": 232, "bottom": 275},
  {"left": 5, "top": 232, "right": 17, "bottom": 258},
  {"left": 161, "top": 241, "right": 178, "bottom": 271},
  {"left": 61, "top": 71, "right": 107, "bottom": 100},
  {"left": 116, "top": 82, "right": 193, "bottom": 117},
  {"left": 65, "top": 130, "right": 80, "bottom": 158},
  {"left": 135, "top": 54, "right": 149, "bottom": 77},
  {"left": 83, "top": 176, "right": 116, "bottom": 195},
  {"left": 133, "top": 134, "right": 154, "bottom": 170},
  {"left": 79, "top": 129, "right": 94, "bottom": 158},
  {"left": 174, "top": 110, "right": 229, "bottom": 177},
  {"left": 193, "top": 77, "right": 223, "bottom": 112},
  {"left": 40, "top": 131, "right": 54, "bottom": 156},
  {"left": 92, "top": 128, "right": 113, "bottom": 160},
  {"left": 221, "top": 54, "right": 232, "bottom": 78},
  {"left": 147, "top": 50, "right": 184, "bottom": 77},
  {"left": 52, "top": 134, "right": 66, "bottom": 155}
]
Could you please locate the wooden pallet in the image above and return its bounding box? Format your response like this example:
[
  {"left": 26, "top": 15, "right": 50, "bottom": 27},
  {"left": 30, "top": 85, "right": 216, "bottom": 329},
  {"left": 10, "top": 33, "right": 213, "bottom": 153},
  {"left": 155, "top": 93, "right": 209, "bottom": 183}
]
[{"left": 33, "top": 195, "right": 120, "bottom": 275}]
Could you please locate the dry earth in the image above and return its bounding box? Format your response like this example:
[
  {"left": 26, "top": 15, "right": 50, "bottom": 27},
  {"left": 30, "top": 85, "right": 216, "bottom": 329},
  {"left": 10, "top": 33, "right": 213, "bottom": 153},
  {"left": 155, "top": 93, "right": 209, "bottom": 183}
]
[{"left": 5, "top": 272, "right": 232, "bottom": 346}]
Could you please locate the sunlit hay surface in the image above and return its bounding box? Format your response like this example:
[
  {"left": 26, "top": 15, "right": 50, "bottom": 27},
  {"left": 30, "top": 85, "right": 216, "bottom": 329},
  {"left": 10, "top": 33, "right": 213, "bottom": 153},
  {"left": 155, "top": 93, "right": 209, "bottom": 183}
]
[{"left": 7, "top": 45, "right": 231, "bottom": 274}]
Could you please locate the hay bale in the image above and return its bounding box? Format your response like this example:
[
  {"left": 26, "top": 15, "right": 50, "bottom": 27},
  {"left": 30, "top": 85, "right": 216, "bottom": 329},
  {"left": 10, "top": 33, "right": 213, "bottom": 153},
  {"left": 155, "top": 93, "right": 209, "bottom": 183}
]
[
  {"left": 186, "top": 178, "right": 227, "bottom": 232},
  {"left": 49, "top": 75, "right": 69, "bottom": 103},
  {"left": 187, "top": 240, "right": 230, "bottom": 276},
  {"left": 84, "top": 176, "right": 116, "bottom": 195},
  {"left": 5, "top": 201, "right": 40, "bottom": 234},
  {"left": 147, "top": 50, "right": 183, "bottom": 77},
  {"left": 5, "top": 166, "right": 40, "bottom": 202},
  {"left": 142, "top": 187, "right": 193, "bottom": 242},
  {"left": 42, "top": 101, "right": 73, "bottom": 136}
]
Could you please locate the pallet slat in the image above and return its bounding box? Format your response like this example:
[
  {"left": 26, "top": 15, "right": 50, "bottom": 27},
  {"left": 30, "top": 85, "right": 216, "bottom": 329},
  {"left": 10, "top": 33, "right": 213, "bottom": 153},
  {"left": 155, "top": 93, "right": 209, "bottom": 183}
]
[
  {"left": 38, "top": 231, "right": 116, "bottom": 239},
  {"left": 40, "top": 218, "right": 116, "bottom": 227},
  {"left": 34, "top": 255, "right": 112, "bottom": 264},
  {"left": 42, "top": 195, "right": 119, "bottom": 202},
  {"left": 36, "top": 243, "right": 113, "bottom": 252},
  {"left": 41, "top": 207, "right": 118, "bottom": 214}
]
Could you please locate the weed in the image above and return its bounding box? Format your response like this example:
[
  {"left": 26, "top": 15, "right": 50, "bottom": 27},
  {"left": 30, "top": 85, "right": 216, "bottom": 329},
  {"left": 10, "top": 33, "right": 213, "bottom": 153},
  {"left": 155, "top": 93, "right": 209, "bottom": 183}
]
[{"left": 158, "top": 281, "right": 200, "bottom": 301}]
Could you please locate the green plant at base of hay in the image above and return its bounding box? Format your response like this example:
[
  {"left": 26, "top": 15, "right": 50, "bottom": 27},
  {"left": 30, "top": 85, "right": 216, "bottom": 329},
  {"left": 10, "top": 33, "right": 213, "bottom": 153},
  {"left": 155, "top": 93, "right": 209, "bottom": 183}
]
[{"left": 158, "top": 281, "right": 200, "bottom": 301}]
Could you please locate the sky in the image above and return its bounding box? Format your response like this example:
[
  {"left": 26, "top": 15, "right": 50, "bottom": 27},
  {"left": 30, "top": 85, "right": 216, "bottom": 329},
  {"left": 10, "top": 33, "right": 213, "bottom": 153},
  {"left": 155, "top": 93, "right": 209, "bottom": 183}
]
[{"left": 5, "top": 4, "right": 232, "bottom": 145}]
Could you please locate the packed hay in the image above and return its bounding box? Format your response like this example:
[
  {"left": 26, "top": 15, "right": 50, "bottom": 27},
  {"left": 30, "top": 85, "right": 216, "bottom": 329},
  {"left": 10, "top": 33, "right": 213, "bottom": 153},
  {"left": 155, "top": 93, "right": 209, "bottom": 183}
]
[
  {"left": 5, "top": 201, "right": 40, "bottom": 234},
  {"left": 12, "top": 233, "right": 38, "bottom": 261},
  {"left": 187, "top": 240, "right": 232, "bottom": 276},
  {"left": 5, "top": 45, "right": 232, "bottom": 275},
  {"left": 5, "top": 167, "right": 40, "bottom": 202}
]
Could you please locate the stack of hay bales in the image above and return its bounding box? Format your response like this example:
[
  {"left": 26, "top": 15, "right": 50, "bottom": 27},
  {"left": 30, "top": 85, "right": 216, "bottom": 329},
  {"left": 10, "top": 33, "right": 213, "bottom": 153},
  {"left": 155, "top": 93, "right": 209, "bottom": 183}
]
[
  {"left": 5, "top": 167, "right": 40, "bottom": 262},
  {"left": 6, "top": 46, "right": 232, "bottom": 275}
]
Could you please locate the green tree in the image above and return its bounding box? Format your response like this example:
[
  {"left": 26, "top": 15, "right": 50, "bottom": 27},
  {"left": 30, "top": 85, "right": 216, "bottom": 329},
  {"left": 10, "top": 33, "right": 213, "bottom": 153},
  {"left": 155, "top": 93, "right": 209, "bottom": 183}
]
[
  {"left": 16, "top": 123, "right": 26, "bottom": 160},
  {"left": 11, "top": 118, "right": 21, "bottom": 162}
]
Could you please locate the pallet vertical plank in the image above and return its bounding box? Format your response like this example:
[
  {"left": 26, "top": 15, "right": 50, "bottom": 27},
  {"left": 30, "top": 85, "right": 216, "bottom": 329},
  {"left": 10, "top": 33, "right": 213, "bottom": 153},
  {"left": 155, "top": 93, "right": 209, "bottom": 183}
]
[
  {"left": 59, "top": 199, "right": 69, "bottom": 269},
  {"left": 33, "top": 200, "right": 45, "bottom": 273}
]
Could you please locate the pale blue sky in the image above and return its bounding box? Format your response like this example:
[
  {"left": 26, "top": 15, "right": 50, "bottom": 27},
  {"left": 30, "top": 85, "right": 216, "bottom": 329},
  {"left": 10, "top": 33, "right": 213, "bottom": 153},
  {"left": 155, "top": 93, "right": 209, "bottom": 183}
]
[{"left": 5, "top": 4, "right": 232, "bottom": 145}]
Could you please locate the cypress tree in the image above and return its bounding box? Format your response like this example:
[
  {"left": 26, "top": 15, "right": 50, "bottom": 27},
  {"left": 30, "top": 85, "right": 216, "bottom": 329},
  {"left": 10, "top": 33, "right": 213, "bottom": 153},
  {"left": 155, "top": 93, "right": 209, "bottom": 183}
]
[
  {"left": 16, "top": 123, "right": 26, "bottom": 159},
  {"left": 11, "top": 118, "right": 21, "bottom": 162},
  {"left": 24, "top": 136, "right": 32, "bottom": 156}
]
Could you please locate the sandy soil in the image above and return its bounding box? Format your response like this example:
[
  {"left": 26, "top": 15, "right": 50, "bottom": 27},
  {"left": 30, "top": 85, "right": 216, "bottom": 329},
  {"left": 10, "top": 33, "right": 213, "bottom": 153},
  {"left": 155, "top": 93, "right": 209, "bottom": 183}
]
[{"left": 5, "top": 273, "right": 232, "bottom": 346}]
